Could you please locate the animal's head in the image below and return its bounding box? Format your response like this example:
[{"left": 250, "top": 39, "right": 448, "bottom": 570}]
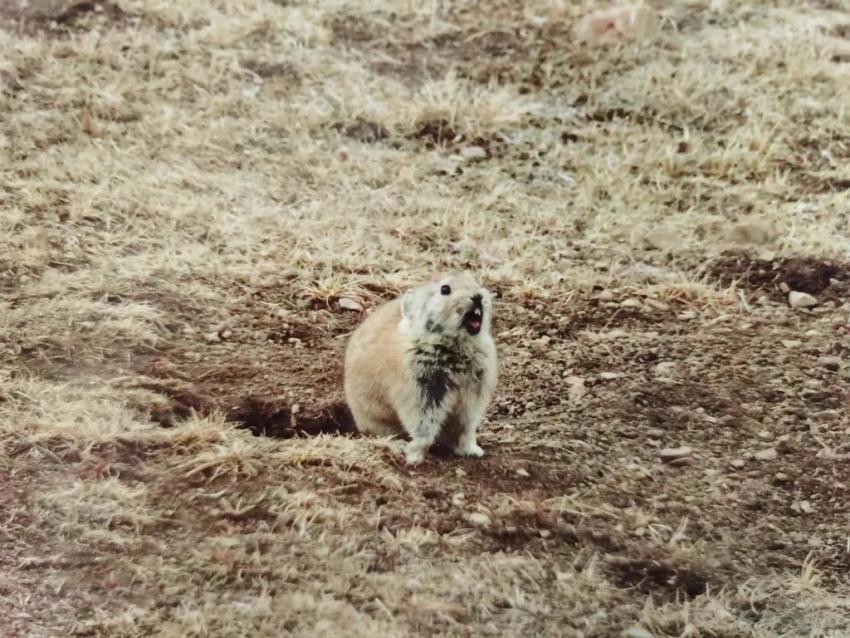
[{"left": 401, "top": 273, "right": 493, "bottom": 338}]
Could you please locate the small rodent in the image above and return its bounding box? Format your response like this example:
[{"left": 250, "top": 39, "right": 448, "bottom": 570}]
[{"left": 344, "top": 273, "right": 498, "bottom": 464}]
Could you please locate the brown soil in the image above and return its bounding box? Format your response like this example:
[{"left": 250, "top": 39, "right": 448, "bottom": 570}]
[
  {"left": 709, "top": 255, "right": 850, "bottom": 302},
  {"left": 100, "top": 279, "right": 850, "bottom": 594}
]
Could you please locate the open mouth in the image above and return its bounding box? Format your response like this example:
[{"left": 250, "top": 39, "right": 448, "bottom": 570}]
[{"left": 462, "top": 303, "right": 483, "bottom": 335}]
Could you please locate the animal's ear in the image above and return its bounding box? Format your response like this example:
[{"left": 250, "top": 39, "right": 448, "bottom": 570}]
[{"left": 401, "top": 290, "right": 415, "bottom": 319}]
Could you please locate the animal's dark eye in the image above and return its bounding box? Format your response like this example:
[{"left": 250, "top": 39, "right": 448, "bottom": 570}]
[{"left": 440, "top": 284, "right": 451, "bottom": 296}]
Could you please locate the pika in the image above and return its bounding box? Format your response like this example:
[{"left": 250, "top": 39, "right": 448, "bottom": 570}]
[{"left": 344, "top": 273, "right": 498, "bottom": 464}]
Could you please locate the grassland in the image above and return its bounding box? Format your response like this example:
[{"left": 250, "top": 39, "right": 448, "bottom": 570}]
[{"left": 2, "top": 0, "right": 850, "bottom": 636}]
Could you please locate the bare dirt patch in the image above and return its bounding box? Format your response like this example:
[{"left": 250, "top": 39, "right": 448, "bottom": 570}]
[
  {"left": 0, "top": 0, "right": 130, "bottom": 35},
  {"left": 413, "top": 117, "right": 460, "bottom": 146},
  {"left": 606, "top": 556, "right": 710, "bottom": 600},
  {"left": 709, "top": 255, "right": 850, "bottom": 302},
  {"left": 229, "top": 397, "right": 355, "bottom": 438},
  {"left": 115, "top": 288, "right": 850, "bottom": 586}
]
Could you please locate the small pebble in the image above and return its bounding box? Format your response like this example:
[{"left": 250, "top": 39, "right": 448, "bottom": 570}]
[
  {"left": 653, "top": 362, "right": 676, "bottom": 377},
  {"left": 730, "top": 459, "right": 746, "bottom": 468},
  {"left": 460, "top": 145, "right": 488, "bottom": 160},
  {"left": 792, "top": 500, "right": 815, "bottom": 515},
  {"left": 788, "top": 291, "right": 817, "bottom": 308},
  {"left": 623, "top": 628, "right": 654, "bottom": 638},
  {"left": 599, "top": 372, "right": 625, "bottom": 380},
  {"left": 754, "top": 447, "right": 778, "bottom": 461},
  {"left": 659, "top": 446, "right": 693, "bottom": 464},
  {"left": 515, "top": 468, "right": 531, "bottom": 478},
  {"left": 338, "top": 297, "right": 363, "bottom": 312},
  {"left": 465, "top": 512, "right": 491, "bottom": 528},
  {"left": 565, "top": 376, "right": 586, "bottom": 402}
]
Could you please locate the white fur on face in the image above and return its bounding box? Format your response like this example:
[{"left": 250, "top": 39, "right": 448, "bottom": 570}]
[{"left": 402, "top": 274, "right": 492, "bottom": 338}]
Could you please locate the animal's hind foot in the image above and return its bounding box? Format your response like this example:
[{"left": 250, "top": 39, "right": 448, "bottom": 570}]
[{"left": 453, "top": 441, "right": 484, "bottom": 458}]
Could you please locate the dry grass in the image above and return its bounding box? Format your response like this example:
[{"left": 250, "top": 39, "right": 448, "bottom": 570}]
[{"left": 2, "top": 0, "right": 850, "bottom": 636}]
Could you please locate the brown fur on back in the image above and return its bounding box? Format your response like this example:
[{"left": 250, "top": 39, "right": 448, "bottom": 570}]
[{"left": 344, "top": 299, "right": 408, "bottom": 435}]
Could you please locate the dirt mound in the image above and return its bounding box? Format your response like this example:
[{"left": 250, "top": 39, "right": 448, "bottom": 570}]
[{"left": 709, "top": 255, "right": 850, "bottom": 301}]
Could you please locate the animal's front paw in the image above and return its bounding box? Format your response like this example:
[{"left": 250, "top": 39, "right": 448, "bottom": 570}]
[
  {"left": 454, "top": 442, "right": 485, "bottom": 458},
  {"left": 404, "top": 443, "right": 426, "bottom": 465}
]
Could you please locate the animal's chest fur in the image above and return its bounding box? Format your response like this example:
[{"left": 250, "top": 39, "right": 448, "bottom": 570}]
[{"left": 410, "top": 340, "right": 486, "bottom": 411}]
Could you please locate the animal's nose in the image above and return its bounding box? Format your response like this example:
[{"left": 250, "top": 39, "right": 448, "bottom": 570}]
[{"left": 471, "top": 294, "right": 482, "bottom": 306}]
